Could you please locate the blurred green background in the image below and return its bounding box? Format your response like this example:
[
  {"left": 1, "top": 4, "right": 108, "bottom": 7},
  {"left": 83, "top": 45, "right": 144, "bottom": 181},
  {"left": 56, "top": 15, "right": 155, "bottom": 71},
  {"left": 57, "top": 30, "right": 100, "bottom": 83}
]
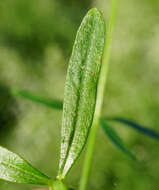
[{"left": 0, "top": 0, "right": 159, "bottom": 189}]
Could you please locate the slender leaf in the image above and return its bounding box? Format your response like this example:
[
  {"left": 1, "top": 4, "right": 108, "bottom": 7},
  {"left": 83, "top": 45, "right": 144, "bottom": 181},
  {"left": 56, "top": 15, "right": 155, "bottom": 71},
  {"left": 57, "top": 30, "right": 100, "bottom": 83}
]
[
  {"left": 0, "top": 146, "right": 51, "bottom": 185},
  {"left": 105, "top": 117, "right": 159, "bottom": 140},
  {"left": 100, "top": 118, "right": 136, "bottom": 160},
  {"left": 58, "top": 8, "right": 105, "bottom": 179},
  {"left": 11, "top": 88, "right": 63, "bottom": 110}
]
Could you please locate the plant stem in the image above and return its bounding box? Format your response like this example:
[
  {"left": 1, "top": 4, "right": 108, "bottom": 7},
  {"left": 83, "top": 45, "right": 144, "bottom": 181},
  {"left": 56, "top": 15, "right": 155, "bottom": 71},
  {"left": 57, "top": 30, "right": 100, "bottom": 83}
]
[
  {"left": 79, "top": 1, "right": 118, "bottom": 190},
  {"left": 49, "top": 179, "right": 69, "bottom": 190}
]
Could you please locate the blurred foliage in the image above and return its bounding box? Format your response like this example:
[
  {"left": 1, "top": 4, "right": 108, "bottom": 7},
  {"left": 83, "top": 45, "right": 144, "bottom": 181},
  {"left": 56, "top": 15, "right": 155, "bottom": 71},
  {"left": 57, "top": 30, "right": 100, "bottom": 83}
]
[
  {"left": 0, "top": 84, "right": 18, "bottom": 143},
  {"left": 0, "top": 0, "right": 159, "bottom": 190},
  {"left": 0, "top": 0, "right": 91, "bottom": 62}
]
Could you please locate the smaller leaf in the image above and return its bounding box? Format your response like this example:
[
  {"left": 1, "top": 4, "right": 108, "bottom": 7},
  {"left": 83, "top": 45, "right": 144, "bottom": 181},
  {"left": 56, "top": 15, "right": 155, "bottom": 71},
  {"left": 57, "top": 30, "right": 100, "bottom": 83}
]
[
  {"left": 0, "top": 146, "right": 51, "bottom": 185},
  {"left": 11, "top": 88, "right": 63, "bottom": 110},
  {"left": 105, "top": 117, "right": 159, "bottom": 140},
  {"left": 100, "top": 118, "right": 136, "bottom": 160}
]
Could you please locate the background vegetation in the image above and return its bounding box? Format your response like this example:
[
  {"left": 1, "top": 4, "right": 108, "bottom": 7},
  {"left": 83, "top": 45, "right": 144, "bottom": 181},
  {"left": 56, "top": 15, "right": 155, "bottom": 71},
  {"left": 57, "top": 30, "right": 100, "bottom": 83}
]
[{"left": 0, "top": 0, "right": 159, "bottom": 189}]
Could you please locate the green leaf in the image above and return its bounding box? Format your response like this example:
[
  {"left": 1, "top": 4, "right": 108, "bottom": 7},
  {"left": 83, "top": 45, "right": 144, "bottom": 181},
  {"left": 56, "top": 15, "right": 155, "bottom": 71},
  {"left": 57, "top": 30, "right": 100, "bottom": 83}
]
[
  {"left": 11, "top": 88, "right": 63, "bottom": 110},
  {"left": 105, "top": 117, "right": 159, "bottom": 140},
  {"left": 100, "top": 118, "right": 136, "bottom": 160},
  {"left": 0, "top": 146, "right": 51, "bottom": 185},
  {"left": 58, "top": 8, "right": 105, "bottom": 179}
]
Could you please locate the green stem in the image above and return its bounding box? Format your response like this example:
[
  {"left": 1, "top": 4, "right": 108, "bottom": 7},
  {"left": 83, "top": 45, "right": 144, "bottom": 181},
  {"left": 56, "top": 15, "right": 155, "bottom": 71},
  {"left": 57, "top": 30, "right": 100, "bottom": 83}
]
[
  {"left": 49, "top": 180, "right": 54, "bottom": 190},
  {"left": 49, "top": 179, "right": 69, "bottom": 190},
  {"left": 79, "top": 1, "right": 118, "bottom": 190}
]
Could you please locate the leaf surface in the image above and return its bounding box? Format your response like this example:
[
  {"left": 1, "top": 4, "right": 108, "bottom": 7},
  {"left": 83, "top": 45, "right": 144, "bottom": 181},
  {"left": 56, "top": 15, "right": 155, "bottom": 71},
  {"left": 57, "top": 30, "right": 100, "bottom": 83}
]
[
  {"left": 58, "top": 8, "right": 105, "bottom": 178},
  {"left": 0, "top": 146, "right": 51, "bottom": 185}
]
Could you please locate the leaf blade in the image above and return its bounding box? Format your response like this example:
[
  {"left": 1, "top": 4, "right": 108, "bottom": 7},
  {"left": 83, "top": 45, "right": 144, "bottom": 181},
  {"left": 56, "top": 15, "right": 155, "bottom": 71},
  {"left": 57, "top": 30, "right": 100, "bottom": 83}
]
[
  {"left": 105, "top": 117, "right": 159, "bottom": 140},
  {"left": 58, "top": 8, "right": 105, "bottom": 178},
  {"left": 100, "top": 118, "right": 136, "bottom": 160},
  {"left": 11, "top": 88, "right": 63, "bottom": 110},
  {"left": 0, "top": 146, "right": 51, "bottom": 185}
]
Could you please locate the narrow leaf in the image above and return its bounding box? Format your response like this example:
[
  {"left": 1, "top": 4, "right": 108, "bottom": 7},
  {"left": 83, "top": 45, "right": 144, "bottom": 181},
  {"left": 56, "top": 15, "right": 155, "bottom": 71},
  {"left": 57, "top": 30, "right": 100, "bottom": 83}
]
[
  {"left": 100, "top": 118, "right": 136, "bottom": 160},
  {"left": 58, "top": 8, "right": 105, "bottom": 179},
  {"left": 11, "top": 88, "right": 63, "bottom": 110},
  {"left": 0, "top": 146, "right": 51, "bottom": 185},
  {"left": 105, "top": 117, "right": 159, "bottom": 140}
]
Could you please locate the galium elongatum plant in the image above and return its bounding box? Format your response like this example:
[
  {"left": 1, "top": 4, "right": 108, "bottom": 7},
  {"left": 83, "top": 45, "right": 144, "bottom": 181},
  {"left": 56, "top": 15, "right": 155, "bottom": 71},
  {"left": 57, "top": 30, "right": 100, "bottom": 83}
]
[
  {"left": 2, "top": 4, "right": 159, "bottom": 190},
  {"left": 0, "top": 8, "right": 106, "bottom": 190}
]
